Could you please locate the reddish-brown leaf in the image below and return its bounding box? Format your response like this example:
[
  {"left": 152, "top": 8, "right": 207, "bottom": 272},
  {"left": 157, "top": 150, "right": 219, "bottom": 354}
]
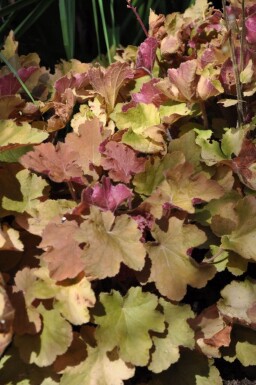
[
  {"left": 39, "top": 220, "right": 85, "bottom": 281},
  {"left": 101, "top": 141, "right": 146, "bottom": 183},
  {"left": 20, "top": 142, "right": 85, "bottom": 184}
]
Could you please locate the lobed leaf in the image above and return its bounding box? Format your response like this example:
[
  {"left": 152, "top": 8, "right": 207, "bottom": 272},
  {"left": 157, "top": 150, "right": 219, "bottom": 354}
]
[{"left": 95, "top": 287, "right": 165, "bottom": 366}]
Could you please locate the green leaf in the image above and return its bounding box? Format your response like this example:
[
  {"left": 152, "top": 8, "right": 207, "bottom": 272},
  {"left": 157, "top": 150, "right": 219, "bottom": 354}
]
[
  {"left": 195, "top": 129, "right": 226, "bottom": 165},
  {"left": 133, "top": 152, "right": 184, "bottom": 196},
  {"left": 111, "top": 103, "right": 160, "bottom": 133},
  {"left": 221, "top": 127, "right": 245, "bottom": 158},
  {"left": 15, "top": 303, "right": 73, "bottom": 367},
  {"left": 95, "top": 287, "right": 165, "bottom": 366},
  {"left": 0, "top": 120, "right": 48, "bottom": 147},
  {"left": 0, "top": 145, "right": 33, "bottom": 163},
  {"left": 2, "top": 169, "right": 48, "bottom": 214},
  {"left": 122, "top": 126, "right": 166, "bottom": 154},
  {"left": 60, "top": 345, "right": 135, "bottom": 385},
  {"left": 221, "top": 196, "right": 256, "bottom": 261},
  {"left": 32, "top": 266, "right": 96, "bottom": 325},
  {"left": 168, "top": 130, "right": 201, "bottom": 169},
  {"left": 149, "top": 298, "right": 195, "bottom": 373}
]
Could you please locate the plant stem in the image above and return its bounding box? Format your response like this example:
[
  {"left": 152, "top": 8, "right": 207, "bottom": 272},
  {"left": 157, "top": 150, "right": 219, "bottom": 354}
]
[
  {"left": 240, "top": 0, "right": 246, "bottom": 72},
  {"left": 67, "top": 181, "right": 78, "bottom": 202},
  {"left": 200, "top": 101, "right": 209, "bottom": 129},
  {"left": 126, "top": 0, "right": 148, "bottom": 37}
]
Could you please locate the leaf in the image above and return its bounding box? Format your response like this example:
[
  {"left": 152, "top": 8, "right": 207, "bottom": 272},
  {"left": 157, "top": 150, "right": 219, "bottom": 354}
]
[
  {"left": 168, "top": 130, "right": 201, "bottom": 169},
  {"left": 0, "top": 95, "right": 24, "bottom": 119},
  {"left": 184, "top": 0, "right": 209, "bottom": 20},
  {"left": 0, "top": 145, "right": 33, "bottom": 163},
  {"left": 235, "top": 327, "right": 256, "bottom": 366},
  {"left": 2, "top": 169, "right": 48, "bottom": 214},
  {"left": 0, "top": 67, "right": 38, "bottom": 97},
  {"left": 231, "top": 138, "right": 256, "bottom": 190},
  {"left": 0, "top": 224, "right": 23, "bottom": 251},
  {"left": 23, "top": 199, "right": 76, "bottom": 236},
  {"left": 13, "top": 268, "right": 42, "bottom": 334},
  {"left": 133, "top": 152, "right": 184, "bottom": 196},
  {"left": 147, "top": 217, "right": 216, "bottom": 301},
  {"left": 159, "top": 101, "right": 192, "bottom": 124},
  {"left": 101, "top": 141, "right": 146, "bottom": 183},
  {"left": 65, "top": 117, "right": 103, "bottom": 177},
  {"left": 20, "top": 142, "right": 84, "bottom": 183},
  {"left": 150, "top": 349, "right": 222, "bottom": 385},
  {"left": 245, "top": 14, "right": 256, "bottom": 44},
  {"left": 0, "top": 31, "right": 18, "bottom": 60},
  {"left": 60, "top": 345, "right": 135, "bottom": 385},
  {"left": 221, "top": 127, "right": 245, "bottom": 158},
  {"left": 217, "top": 279, "right": 256, "bottom": 327},
  {"left": 222, "top": 325, "right": 256, "bottom": 367},
  {"left": 195, "top": 129, "right": 226, "bottom": 166},
  {"left": 39, "top": 220, "right": 85, "bottom": 281},
  {"left": 111, "top": 103, "right": 161, "bottom": 133},
  {"left": 144, "top": 161, "right": 224, "bottom": 216},
  {"left": 217, "top": 99, "right": 239, "bottom": 107},
  {"left": 136, "top": 37, "right": 158, "bottom": 73},
  {"left": 189, "top": 305, "right": 231, "bottom": 358},
  {"left": 15, "top": 303, "right": 73, "bottom": 367},
  {"left": 88, "top": 62, "right": 133, "bottom": 113},
  {"left": 32, "top": 267, "right": 95, "bottom": 325},
  {"left": 0, "top": 120, "right": 48, "bottom": 147},
  {"left": 0, "top": 278, "right": 14, "bottom": 357},
  {"left": 167, "top": 60, "right": 198, "bottom": 102},
  {"left": 149, "top": 298, "right": 195, "bottom": 373},
  {"left": 240, "top": 59, "right": 254, "bottom": 84},
  {"left": 122, "top": 125, "right": 166, "bottom": 154},
  {"left": 221, "top": 196, "right": 256, "bottom": 261},
  {"left": 75, "top": 207, "right": 146, "bottom": 279},
  {"left": 80, "top": 176, "right": 133, "bottom": 211},
  {"left": 0, "top": 346, "right": 59, "bottom": 385},
  {"left": 130, "top": 78, "right": 167, "bottom": 107},
  {"left": 95, "top": 287, "right": 165, "bottom": 366}
]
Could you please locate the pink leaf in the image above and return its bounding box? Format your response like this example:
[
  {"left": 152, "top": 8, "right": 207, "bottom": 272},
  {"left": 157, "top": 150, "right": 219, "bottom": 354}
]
[{"left": 81, "top": 177, "right": 133, "bottom": 212}]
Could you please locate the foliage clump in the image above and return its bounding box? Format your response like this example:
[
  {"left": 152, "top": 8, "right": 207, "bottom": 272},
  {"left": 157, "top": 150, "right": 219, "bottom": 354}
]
[{"left": 0, "top": 0, "right": 256, "bottom": 384}]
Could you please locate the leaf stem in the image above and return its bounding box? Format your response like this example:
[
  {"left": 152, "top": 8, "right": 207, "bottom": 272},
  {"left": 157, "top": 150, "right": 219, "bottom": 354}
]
[{"left": 222, "top": 0, "right": 245, "bottom": 126}]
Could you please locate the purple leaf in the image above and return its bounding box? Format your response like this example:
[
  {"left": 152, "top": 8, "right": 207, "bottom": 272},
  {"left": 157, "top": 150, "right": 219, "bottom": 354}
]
[
  {"left": 0, "top": 67, "right": 37, "bottom": 97},
  {"left": 136, "top": 37, "right": 158, "bottom": 73},
  {"left": 132, "top": 79, "right": 167, "bottom": 106},
  {"left": 246, "top": 15, "right": 256, "bottom": 44}
]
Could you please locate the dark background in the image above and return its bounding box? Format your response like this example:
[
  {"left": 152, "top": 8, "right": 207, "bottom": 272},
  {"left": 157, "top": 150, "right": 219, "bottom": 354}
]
[{"left": 1, "top": 0, "right": 223, "bottom": 68}]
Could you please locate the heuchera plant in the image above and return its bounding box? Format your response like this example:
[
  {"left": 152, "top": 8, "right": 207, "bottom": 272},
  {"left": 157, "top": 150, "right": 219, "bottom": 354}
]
[{"left": 0, "top": 0, "right": 256, "bottom": 383}]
